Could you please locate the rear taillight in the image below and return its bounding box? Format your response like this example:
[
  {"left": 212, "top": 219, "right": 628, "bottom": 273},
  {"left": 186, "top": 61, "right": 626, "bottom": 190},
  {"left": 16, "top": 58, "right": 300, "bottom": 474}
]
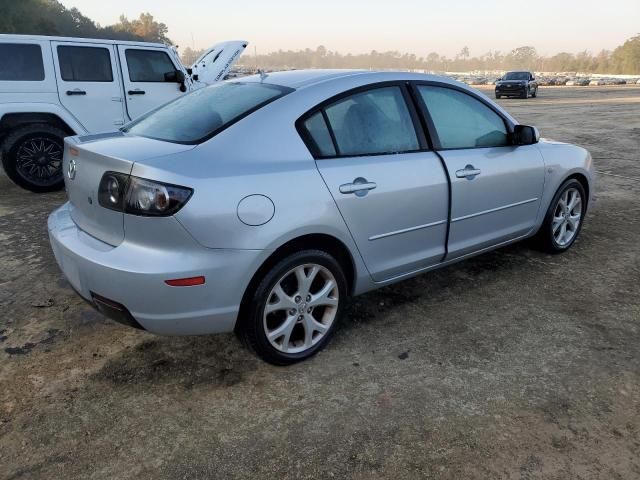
[{"left": 98, "top": 172, "right": 193, "bottom": 217}]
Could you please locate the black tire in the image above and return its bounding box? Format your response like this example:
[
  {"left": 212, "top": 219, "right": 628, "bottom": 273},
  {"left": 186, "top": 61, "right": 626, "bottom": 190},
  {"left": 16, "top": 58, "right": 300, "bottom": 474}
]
[
  {"left": 536, "top": 179, "right": 586, "bottom": 254},
  {"left": 532, "top": 87, "right": 538, "bottom": 98},
  {"left": 522, "top": 88, "right": 529, "bottom": 99},
  {"left": 1, "top": 124, "right": 66, "bottom": 192},
  {"left": 237, "top": 249, "right": 348, "bottom": 365},
  {"left": 495, "top": 94, "right": 502, "bottom": 99}
]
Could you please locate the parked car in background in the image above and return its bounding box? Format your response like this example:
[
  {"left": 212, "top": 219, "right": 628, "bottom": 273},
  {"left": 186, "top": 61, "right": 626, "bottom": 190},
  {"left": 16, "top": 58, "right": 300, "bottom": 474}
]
[
  {"left": 495, "top": 71, "right": 538, "bottom": 99},
  {"left": 48, "top": 70, "right": 594, "bottom": 364},
  {"left": 0, "top": 34, "right": 247, "bottom": 192}
]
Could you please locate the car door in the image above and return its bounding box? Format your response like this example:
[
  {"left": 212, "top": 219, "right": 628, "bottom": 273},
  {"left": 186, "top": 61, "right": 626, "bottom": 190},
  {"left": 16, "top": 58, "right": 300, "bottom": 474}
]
[
  {"left": 300, "top": 84, "right": 449, "bottom": 282},
  {"left": 52, "top": 41, "right": 125, "bottom": 132},
  {"left": 415, "top": 83, "right": 545, "bottom": 259},
  {"left": 117, "top": 46, "right": 184, "bottom": 120}
]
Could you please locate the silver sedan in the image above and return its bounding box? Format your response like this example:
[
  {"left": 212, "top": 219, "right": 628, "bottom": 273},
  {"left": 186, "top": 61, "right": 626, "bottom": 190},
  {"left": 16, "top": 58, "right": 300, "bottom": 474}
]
[{"left": 48, "top": 70, "right": 595, "bottom": 364}]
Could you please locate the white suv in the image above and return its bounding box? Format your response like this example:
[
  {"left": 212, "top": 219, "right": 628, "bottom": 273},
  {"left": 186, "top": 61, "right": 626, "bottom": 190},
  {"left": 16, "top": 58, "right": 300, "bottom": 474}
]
[{"left": 0, "top": 35, "right": 247, "bottom": 192}]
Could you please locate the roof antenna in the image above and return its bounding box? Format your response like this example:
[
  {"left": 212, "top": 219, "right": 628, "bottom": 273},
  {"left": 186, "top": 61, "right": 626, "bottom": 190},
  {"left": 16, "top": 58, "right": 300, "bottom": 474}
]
[{"left": 258, "top": 69, "right": 268, "bottom": 82}]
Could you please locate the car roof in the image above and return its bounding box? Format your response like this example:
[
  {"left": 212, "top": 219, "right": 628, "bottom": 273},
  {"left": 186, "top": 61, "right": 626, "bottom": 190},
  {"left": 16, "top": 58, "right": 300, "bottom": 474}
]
[
  {"left": 239, "top": 69, "right": 461, "bottom": 89},
  {"left": 0, "top": 33, "right": 167, "bottom": 49}
]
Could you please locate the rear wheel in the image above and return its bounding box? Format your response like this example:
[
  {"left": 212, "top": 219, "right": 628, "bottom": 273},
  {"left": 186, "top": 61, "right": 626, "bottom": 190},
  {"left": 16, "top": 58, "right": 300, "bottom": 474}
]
[
  {"left": 1, "top": 124, "right": 66, "bottom": 192},
  {"left": 238, "top": 250, "right": 347, "bottom": 365},
  {"left": 532, "top": 87, "right": 538, "bottom": 98},
  {"left": 536, "top": 179, "right": 586, "bottom": 253}
]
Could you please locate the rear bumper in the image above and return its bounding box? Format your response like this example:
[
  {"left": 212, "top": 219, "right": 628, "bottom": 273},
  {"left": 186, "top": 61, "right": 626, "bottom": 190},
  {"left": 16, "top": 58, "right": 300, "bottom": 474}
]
[{"left": 48, "top": 202, "right": 263, "bottom": 335}]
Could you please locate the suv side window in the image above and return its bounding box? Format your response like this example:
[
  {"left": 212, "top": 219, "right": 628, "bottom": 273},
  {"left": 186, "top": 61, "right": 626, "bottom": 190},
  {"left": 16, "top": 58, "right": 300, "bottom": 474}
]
[
  {"left": 0, "top": 43, "right": 45, "bottom": 81},
  {"left": 57, "top": 46, "right": 113, "bottom": 82},
  {"left": 417, "top": 85, "right": 508, "bottom": 149},
  {"left": 125, "top": 49, "right": 176, "bottom": 82}
]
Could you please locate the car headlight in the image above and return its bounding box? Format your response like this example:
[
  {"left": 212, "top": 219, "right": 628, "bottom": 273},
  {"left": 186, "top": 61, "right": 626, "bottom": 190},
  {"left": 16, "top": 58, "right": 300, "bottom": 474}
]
[{"left": 98, "top": 172, "right": 192, "bottom": 216}]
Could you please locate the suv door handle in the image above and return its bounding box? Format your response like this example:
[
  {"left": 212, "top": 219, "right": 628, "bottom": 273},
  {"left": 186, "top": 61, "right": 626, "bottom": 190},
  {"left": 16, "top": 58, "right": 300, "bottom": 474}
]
[
  {"left": 339, "top": 178, "right": 377, "bottom": 196},
  {"left": 127, "top": 90, "right": 146, "bottom": 95},
  {"left": 455, "top": 165, "right": 481, "bottom": 179},
  {"left": 66, "top": 90, "right": 86, "bottom": 96}
]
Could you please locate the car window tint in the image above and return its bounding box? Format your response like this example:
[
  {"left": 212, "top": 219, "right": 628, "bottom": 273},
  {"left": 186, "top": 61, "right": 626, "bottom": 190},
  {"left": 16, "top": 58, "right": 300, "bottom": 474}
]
[
  {"left": 302, "top": 112, "right": 336, "bottom": 157},
  {"left": 0, "top": 44, "right": 44, "bottom": 81},
  {"left": 418, "top": 86, "right": 508, "bottom": 149},
  {"left": 125, "top": 82, "right": 291, "bottom": 144},
  {"left": 57, "top": 46, "right": 113, "bottom": 82},
  {"left": 323, "top": 86, "right": 419, "bottom": 156},
  {"left": 125, "top": 49, "right": 176, "bottom": 82}
]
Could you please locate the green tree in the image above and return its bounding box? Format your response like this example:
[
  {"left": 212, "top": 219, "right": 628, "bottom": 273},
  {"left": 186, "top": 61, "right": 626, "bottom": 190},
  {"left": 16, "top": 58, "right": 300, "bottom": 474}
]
[
  {"left": 611, "top": 34, "right": 640, "bottom": 74},
  {"left": 111, "top": 13, "right": 171, "bottom": 44}
]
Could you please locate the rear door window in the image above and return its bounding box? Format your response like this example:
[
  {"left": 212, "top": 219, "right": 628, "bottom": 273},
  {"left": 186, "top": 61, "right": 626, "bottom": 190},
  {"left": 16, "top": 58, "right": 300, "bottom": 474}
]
[
  {"left": 57, "top": 46, "right": 113, "bottom": 82},
  {"left": 125, "top": 49, "right": 176, "bottom": 82},
  {"left": 0, "top": 43, "right": 45, "bottom": 81},
  {"left": 325, "top": 86, "right": 419, "bottom": 156}
]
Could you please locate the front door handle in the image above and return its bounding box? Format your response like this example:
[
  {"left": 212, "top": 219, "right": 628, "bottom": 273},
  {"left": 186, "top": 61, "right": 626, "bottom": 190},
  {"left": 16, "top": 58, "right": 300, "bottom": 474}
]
[
  {"left": 339, "top": 177, "right": 377, "bottom": 196},
  {"left": 66, "top": 89, "right": 86, "bottom": 96},
  {"left": 127, "top": 90, "right": 146, "bottom": 95},
  {"left": 455, "top": 165, "right": 481, "bottom": 179}
]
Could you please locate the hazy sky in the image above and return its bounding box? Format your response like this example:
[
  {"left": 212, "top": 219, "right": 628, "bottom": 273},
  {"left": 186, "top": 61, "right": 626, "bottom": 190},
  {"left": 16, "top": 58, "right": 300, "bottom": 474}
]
[{"left": 60, "top": 0, "right": 639, "bottom": 57}]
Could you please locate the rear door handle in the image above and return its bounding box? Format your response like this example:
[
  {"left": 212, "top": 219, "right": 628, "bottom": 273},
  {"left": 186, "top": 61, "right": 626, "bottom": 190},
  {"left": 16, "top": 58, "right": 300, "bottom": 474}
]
[
  {"left": 66, "top": 90, "right": 86, "bottom": 96},
  {"left": 127, "top": 90, "right": 146, "bottom": 95},
  {"left": 339, "top": 177, "right": 377, "bottom": 196},
  {"left": 455, "top": 165, "right": 481, "bottom": 179}
]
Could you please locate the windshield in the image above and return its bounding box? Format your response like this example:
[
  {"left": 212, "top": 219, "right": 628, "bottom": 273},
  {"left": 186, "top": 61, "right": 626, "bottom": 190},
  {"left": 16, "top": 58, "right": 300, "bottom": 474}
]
[
  {"left": 124, "top": 82, "right": 292, "bottom": 144},
  {"left": 503, "top": 72, "right": 530, "bottom": 81}
]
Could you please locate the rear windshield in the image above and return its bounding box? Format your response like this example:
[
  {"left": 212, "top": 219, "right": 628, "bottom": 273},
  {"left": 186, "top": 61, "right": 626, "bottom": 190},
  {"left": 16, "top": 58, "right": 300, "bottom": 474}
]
[
  {"left": 124, "top": 82, "right": 292, "bottom": 144},
  {"left": 503, "top": 72, "right": 530, "bottom": 80}
]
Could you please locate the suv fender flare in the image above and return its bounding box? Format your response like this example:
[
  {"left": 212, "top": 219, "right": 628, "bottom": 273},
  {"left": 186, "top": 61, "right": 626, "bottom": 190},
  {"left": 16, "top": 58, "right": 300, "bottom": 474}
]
[{"left": 0, "top": 104, "right": 87, "bottom": 138}]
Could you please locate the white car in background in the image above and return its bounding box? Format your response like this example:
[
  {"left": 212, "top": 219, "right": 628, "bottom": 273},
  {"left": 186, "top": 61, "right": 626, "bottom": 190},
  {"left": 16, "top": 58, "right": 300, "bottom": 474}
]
[{"left": 0, "top": 34, "right": 247, "bottom": 192}]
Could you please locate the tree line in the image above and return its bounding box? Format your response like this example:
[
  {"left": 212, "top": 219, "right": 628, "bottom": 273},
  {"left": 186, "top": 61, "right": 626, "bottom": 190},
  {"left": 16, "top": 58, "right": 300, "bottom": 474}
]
[
  {"left": 233, "top": 39, "right": 640, "bottom": 74},
  {"left": 0, "top": 0, "right": 171, "bottom": 44},
  {"left": 1, "top": 0, "right": 638, "bottom": 74}
]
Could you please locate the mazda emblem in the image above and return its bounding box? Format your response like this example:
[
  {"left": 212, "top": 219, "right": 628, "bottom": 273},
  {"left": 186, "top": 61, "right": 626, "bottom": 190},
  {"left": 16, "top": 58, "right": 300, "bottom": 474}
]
[{"left": 68, "top": 159, "right": 76, "bottom": 180}]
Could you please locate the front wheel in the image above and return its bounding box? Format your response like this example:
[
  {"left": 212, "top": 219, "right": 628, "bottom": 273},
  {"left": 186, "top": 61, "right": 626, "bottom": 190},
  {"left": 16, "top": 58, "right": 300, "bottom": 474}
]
[
  {"left": 1, "top": 124, "right": 66, "bottom": 192},
  {"left": 238, "top": 250, "right": 348, "bottom": 365},
  {"left": 537, "top": 179, "right": 586, "bottom": 253}
]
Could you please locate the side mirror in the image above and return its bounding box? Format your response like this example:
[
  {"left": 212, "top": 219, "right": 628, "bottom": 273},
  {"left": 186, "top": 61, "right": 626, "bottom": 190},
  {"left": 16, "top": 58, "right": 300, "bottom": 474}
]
[
  {"left": 513, "top": 125, "right": 540, "bottom": 145},
  {"left": 164, "top": 70, "right": 186, "bottom": 83}
]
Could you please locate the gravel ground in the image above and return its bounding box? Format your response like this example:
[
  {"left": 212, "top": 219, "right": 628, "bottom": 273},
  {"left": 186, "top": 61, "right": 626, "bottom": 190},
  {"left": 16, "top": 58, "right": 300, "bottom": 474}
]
[{"left": 0, "top": 86, "right": 639, "bottom": 480}]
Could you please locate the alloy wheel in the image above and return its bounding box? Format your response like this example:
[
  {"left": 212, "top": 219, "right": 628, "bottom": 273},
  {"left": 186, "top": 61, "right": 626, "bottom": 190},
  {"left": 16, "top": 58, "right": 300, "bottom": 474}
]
[
  {"left": 263, "top": 263, "right": 339, "bottom": 354},
  {"left": 552, "top": 187, "right": 582, "bottom": 247},
  {"left": 15, "top": 137, "right": 63, "bottom": 187}
]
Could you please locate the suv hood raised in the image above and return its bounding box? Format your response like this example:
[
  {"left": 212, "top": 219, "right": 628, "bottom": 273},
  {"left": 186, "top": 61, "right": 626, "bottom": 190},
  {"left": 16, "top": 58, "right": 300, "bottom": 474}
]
[{"left": 190, "top": 40, "right": 248, "bottom": 87}]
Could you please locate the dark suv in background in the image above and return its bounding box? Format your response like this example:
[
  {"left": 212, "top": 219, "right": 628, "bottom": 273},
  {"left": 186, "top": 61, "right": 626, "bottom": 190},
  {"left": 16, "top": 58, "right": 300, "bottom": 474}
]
[{"left": 495, "top": 71, "right": 538, "bottom": 99}]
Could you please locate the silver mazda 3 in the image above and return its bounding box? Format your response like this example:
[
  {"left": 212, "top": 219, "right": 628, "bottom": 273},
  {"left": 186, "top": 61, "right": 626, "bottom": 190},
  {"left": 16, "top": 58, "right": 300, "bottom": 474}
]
[{"left": 48, "top": 70, "right": 594, "bottom": 364}]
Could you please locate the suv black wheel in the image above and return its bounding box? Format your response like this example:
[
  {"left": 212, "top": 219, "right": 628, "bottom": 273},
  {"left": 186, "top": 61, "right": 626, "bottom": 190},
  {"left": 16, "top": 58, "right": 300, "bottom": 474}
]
[
  {"left": 1, "top": 124, "right": 66, "bottom": 192},
  {"left": 238, "top": 249, "right": 348, "bottom": 365}
]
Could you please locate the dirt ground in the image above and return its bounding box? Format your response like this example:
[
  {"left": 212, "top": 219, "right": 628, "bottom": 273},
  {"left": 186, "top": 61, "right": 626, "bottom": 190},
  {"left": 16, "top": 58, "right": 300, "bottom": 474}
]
[{"left": 1, "top": 86, "right": 639, "bottom": 480}]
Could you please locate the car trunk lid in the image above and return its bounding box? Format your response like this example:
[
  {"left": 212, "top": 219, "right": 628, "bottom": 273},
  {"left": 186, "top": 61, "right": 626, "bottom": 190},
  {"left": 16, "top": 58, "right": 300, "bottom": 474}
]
[{"left": 63, "top": 132, "right": 195, "bottom": 246}]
